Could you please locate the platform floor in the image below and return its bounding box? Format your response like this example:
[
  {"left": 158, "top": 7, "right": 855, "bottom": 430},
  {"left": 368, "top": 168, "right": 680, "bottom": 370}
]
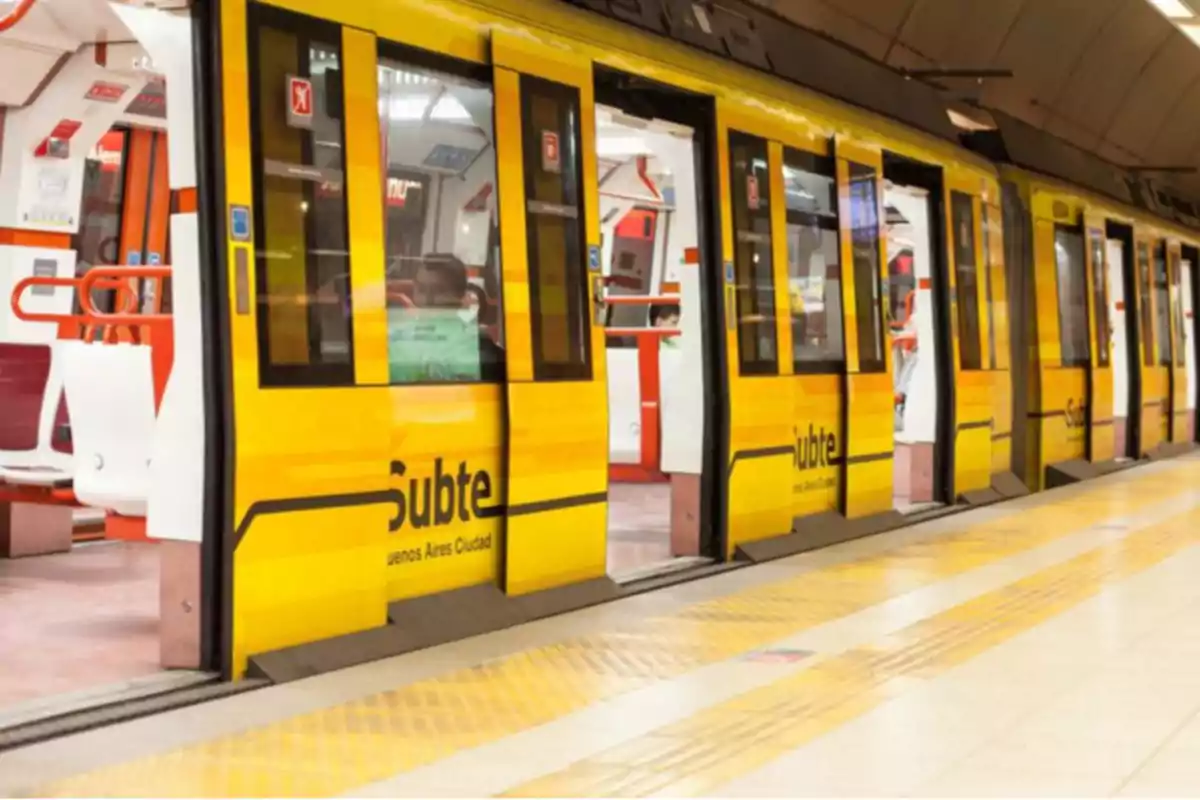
[
  {"left": 7, "top": 457, "right": 1200, "bottom": 796},
  {"left": 0, "top": 541, "right": 160, "bottom": 712}
]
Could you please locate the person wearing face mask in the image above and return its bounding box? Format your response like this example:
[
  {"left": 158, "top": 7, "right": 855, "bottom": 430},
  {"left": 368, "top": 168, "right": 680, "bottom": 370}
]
[{"left": 412, "top": 253, "right": 505, "bottom": 382}]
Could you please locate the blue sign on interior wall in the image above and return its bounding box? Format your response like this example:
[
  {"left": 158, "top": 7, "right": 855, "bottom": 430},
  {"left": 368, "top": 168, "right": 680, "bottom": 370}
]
[
  {"left": 148, "top": 252, "right": 161, "bottom": 266},
  {"left": 127, "top": 250, "right": 142, "bottom": 266}
]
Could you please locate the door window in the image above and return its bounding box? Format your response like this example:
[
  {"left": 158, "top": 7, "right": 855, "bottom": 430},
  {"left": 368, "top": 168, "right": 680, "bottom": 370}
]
[
  {"left": 783, "top": 146, "right": 843, "bottom": 371},
  {"left": 378, "top": 50, "right": 505, "bottom": 384},
  {"left": 520, "top": 75, "right": 591, "bottom": 381},
  {"left": 1054, "top": 225, "right": 1090, "bottom": 368},
  {"left": 248, "top": 6, "right": 354, "bottom": 386},
  {"left": 1154, "top": 242, "right": 1172, "bottom": 367},
  {"left": 848, "top": 162, "right": 884, "bottom": 373},
  {"left": 1090, "top": 229, "right": 1111, "bottom": 367},
  {"left": 951, "top": 191, "right": 982, "bottom": 370},
  {"left": 728, "top": 131, "right": 778, "bottom": 375},
  {"left": 1138, "top": 242, "right": 1155, "bottom": 367}
]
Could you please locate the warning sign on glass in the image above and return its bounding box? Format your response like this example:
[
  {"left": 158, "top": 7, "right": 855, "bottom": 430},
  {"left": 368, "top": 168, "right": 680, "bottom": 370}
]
[
  {"left": 286, "top": 75, "right": 314, "bottom": 130},
  {"left": 541, "top": 130, "right": 561, "bottom": 174},
  {"left": 747, "top": 174, "right": 760, "bottom": 211}
]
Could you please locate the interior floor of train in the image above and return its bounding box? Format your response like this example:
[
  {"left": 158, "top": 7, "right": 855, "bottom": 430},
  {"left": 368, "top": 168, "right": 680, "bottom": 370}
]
[{"left": 7, "top": 456, "right": 1200, "bottom": 797}]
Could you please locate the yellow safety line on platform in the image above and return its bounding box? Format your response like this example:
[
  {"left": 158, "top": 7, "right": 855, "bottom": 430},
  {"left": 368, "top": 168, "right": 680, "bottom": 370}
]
[
  {"left": 504, "top": 502, "right": 1200, "bottom": 797},
  {"left": 34, "top": 462, "right": 1200, "bottom": 798}
]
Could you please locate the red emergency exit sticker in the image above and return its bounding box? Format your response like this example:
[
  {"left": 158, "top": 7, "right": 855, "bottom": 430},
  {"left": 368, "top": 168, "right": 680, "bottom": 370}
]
[
  {"left": 542, "top": 130, "right": 561, "bottom": 174},
  {"left": 287, "top": 75, "right": 314, "bottom": 129}
]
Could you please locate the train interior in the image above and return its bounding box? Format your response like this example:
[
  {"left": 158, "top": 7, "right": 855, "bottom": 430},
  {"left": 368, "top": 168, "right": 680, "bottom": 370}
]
[
  {"left": 1109, "top": 222, "right": 1140, "bottom": 459},
  {"left": 882, "top": 155, "right": 950, "bottom": 514},
  {"left": 0, "top": 2, "right": 206, "bottom": 728},
  {"left": 595, "top": 72, "right": 714, "bottom": 582}
]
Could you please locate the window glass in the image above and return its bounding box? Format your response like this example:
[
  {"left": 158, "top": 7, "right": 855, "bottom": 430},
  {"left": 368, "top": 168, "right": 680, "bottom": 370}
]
[
  {"left": 1089, "top": 229, "right": 1110, "bottom": 367},
  {"left": 73, "top": 129, "right": 127, "bottom": 314},
  {"left": 74, "top": 129, "right": 126, "bottom": 275},
  {"left": 378, "top": 53, "right": 504, "bottom": 384},
  {"left": 728, "top": 131, "right": 777, "bottom": 375},
  {"left": 982, "top": 204, "right": 997, "bottom": 370},
  {"left": 849, "top": 163, "right": 884, "bottom": 373},
  {"left": 1054, "top": 225, "right": 1090, "bottom": 367},
  {"left": 249, "top": 8, "right": 354, "bottom": 386},
  {"left": 1172, "top": 251, "right": 1187, "bottom": 368},
  {"left": 782, "top": 147, "right": 842, "bottom": 371},
  {"left": 520, "top": 75, "right": 591, "bottom": 381},
  {"left": 1154, "top": 242, "right": 1172, "bottom": 367},
  {"left": 951, "top": 191, "right": 982, "bottom": 370},
  {"left": 1138, "top": 242, "right": 1155, "bottom": 367}
]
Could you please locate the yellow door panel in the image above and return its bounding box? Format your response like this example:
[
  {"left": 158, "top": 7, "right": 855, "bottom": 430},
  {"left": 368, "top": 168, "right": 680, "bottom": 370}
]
[
  {"left": 716, "top": 101, "right": 794, "bottom": 554},
  {"left": 836, "top": 148, "right": 893, "bottom": 519},
  {"left": 1085, "top": 213, "right": 1114, "bottom": 462},
  {"left": 491, "top": 32, "right": 608, "bottom": 595}
]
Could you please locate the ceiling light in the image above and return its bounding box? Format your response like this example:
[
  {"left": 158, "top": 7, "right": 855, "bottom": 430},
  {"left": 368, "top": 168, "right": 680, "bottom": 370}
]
[
  {"left": 1181, "top": 22, "right": 1200, "bottom": 43},
  {"left": 1152, "top": 0, "right": 1194, "bottom": 18}
]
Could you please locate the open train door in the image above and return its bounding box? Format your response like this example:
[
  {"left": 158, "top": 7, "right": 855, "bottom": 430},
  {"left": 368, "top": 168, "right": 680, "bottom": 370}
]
[
  {"left": 835, "top": 139, "right": 895, "bottom": 519},
  {"left": 491, "top": 32, "right": 610, "bottom": 595},
  {"left": 1085, "top": 212, "right": 1114, "bottom": 462}
]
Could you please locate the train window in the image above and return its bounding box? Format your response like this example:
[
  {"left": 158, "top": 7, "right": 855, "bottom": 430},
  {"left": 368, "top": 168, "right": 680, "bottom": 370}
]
[
  {"left": 982, "top": 204, "right": 997, "bottom": 370},
  {"left": 1089, "top": 230, "right": 1110, "bottom": 367},
  {"left": 849, "top": 163, "right": 884, "bottom": 373},
  {"left": 782, "top": 147, "right": 842, "bottom": 371},
  {"left": 1154, "top": 242, "right": 1172, "bottom": 367},
  {"left": 520, "top": 75, "right": 591, "bottom": 381},
  {"left": 729, "top": 131, "right": 778, "bottom": 375},
  {"left": 951, "top": 191, "right": 982, "bottom": 371},
  {"left": 1138, "top": 242, "right": 1155, "bottom": 367},
  {"left": 1054, "top": 225, "right": 1090, "bottom": 368},
  {"left": 377, "top": 50, "right": 504, "bottom": 384},
  {"left": 248, "top": 6, "right": 354, "bottom": 387}
]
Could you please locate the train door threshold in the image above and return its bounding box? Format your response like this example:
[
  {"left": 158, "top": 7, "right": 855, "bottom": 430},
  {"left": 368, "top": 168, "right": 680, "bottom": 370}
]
[
  {"left": 0, "top": 670, "right": 261, "bottom": 753},
  {"left": 610, "top": 555, "right": 713, "bottom": 586},
  {"left": 896, "top": 500, "right": 944, "bottom": 517}
]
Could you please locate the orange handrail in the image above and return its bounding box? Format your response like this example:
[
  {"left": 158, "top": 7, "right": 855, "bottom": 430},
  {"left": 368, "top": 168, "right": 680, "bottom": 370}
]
[
  {"left": 11, "top": 275, "right": 138, "bottom": 324},
  {"left": 603, "top": 294, "right": 681, "bottom": 306},
  {"left": 78, "top": 267, "right": 171, "bottom": 322},
  {"left": 0, "top": 0, "right": 36, "bottom": 32}
]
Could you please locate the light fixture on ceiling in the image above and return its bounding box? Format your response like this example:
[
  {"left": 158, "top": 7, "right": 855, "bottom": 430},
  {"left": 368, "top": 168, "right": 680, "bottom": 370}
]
[
  {"left": 1152, "top": 0, "right": 1195, "bottom": 18},
  {"left": 1181, "top": 22, "right": 1200, "bottom": 44}
]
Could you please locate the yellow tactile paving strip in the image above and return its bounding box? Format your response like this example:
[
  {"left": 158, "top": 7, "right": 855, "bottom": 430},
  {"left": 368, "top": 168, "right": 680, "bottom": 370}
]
[
  {"left": 506, "top": 501, "right": 1200, "bottom": 797},
  {"left": 32, "top": 462, "right": 1200, "bottom": 798}
]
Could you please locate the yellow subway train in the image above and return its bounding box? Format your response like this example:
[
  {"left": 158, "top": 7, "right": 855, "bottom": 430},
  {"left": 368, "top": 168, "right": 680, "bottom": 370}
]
[{"left": 194, "top": 0, "right": 1200, "bottom": 679}]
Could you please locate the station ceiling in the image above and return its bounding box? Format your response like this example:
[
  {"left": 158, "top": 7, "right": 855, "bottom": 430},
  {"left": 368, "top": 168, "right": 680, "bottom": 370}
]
[{"left": 753, "top": 0, "right": 1200, "bottom": 195}]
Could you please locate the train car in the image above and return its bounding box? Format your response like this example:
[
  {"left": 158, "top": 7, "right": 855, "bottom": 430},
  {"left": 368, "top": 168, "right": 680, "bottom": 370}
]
[
  {"left": 999, "top": 165, "right": 1199, "bottom": 489},
  {"left": 198, "top": 0, "right": 1021, "bottom": 679},
  {"left": 1, "top": 0, "right": 1195, "bottom": 704}
]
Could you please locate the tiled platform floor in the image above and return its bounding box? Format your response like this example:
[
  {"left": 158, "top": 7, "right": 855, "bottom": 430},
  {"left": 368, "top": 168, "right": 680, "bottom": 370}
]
[
  {"left": 0, "top": 541, "right": 161, "bottom": 711},
  {"left": 6, "top": 457, "right": 1200, "bottom": 797}
]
